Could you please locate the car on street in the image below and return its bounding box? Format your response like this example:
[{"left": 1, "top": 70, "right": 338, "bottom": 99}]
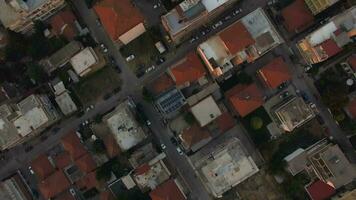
[
  {"left": 28, "top": 166, "right": 35, "bottom": 174},
  {"left": 100, "top": 44, "right": 108, "bottom": 53},
  {"left": 176, "top": 147, "right": 184, "bottom": 155},
  {"left": 212, "top": 21, "right": 223, "bottom": 29},
  {"left": 96, "top": 19, "right": 101, "bottom": 26},
  {"left": 277, "top": 82, "right": 288, "bottom": 90},
  {"left": 146, "top": 120, "right": 151, "bottom": 126},
  {"left": 156, "top": 57, "right": 166, "bottom": 65},
  {"left": 160, "top": 143, "right": 166, "bottom": 150},
  {"left": 224, "top": 15, "right": 232, "bottom": 21},
  {"left": 126, "top": 54, "right": 135, "bottom": 62},
  {"left": 145, "top": 65, "right": 155, "bottom": 73},
  {"left": 170, "top": 137, "right": 178, "bottom": 145},
  {"left": 279, "top": 91, "right": 289, "bottom": 99},
  {"left": 316, "top": 114, "right": 325, "bottom": 125},
  {"left": 233, "top": 8, "right": 243, "bottom": 16},
  {"left": 189, "top": 36, "right": 199, "bottom": 43}
]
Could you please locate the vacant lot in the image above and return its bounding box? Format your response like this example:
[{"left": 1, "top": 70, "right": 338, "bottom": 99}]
[
  {"left": 120, "top": 27, "right": 162, "bottom": 74},
  {"left": 73, "top": 67, "right": 121, "bottom": 105}
]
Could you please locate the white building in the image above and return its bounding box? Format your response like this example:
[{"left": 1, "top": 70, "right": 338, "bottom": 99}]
[
  {"left": 103, "top": 100, "right": 146, "bottom": 151},
  {"left": 70, "top": 47, "right": 99, "bottom": 77},
  {"left": 0, "top": 0, "right": 66, "bottom": 33}
]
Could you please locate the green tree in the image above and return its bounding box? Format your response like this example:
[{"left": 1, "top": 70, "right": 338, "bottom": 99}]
[
  {"left": 93, "top": 139, "right": 106, "bottom": 154},
  {"left": 250, "top": 117, "right": 263, "bottom": 130},
  {"left": 96, "top": 164, "right": 112, "bottom": 181},
  {"left": 236, "top": 71, "right": 253, "bottom": 84},
  {"left": 142, "top": 87, "right": 154, "bottom": 102},
  {"left": 26, "top": 62, "right": 47, "bottom": 84},
  {"left": 5, "top": 31, "right": 28, "bottom": 61},
  {"left": 184, "top": 112, "right": 195, "bottom": 125}
]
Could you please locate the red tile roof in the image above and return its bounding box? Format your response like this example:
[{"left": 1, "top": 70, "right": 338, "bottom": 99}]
[
  {"left": 135, "top": 163, "right": 151, "bottom": 175},
  {"left": 50, "top": 10, "right": 77, "bottom": 40},
  {"left": 39, "top": 170, "right": 70, "bottom": 199},
  {"left": 171, "top": 52, "right": 206, "bottom": 86},
  {"left": 320, "top": 39, "right": 342, "bottom": 57},
  {"left": 258, "top": 57, "right": 291, "bottom": 89},
  {"left": 31, "top": 154, "right": 55, "bottom": 180},
  {"left": 103, "top": 134, "right": 120, "bottom": 158},
  {"left": 56, "top": 191, "right": 76, "bottom": 200},
  {"left": 346, "top": 98, "right": 356, "bottom": 119},
  {"left": 348, "top": 54, "right": 356, "bottom": 71},
  {"left": 76, "top": 171, "right": 98, "bottom": 190},
  {"left": 225, "top": 83, "right": 264, "bottom": 117},
  {"left": 180, "top": 124, "right": 211, "bottom": 149},
  {"left": 61, "top": 131, "right": 87, "bottom": 160},
  {"left": 100, "top": 190, "right": 115, "bottom": 200},
  {"left": 306, "top": 180, "right": 336, "bottom": 200},
  {"left": 94, "top": 0, "right": 144, "bottom": 42},
  {"left": 216, "top": 112, "right": 235, "bottom": 133},
  {"left": 151, "top": 73, "right": 175, "bottom": 94},
  {"left": 75, "top": 153, "right": 97, "bottom": 173},
  {"left": 219, "top": 22, "right": 255, "bottom": 54},
  {"left": 150, "top": 179, "right": 186, "bottom": 200},
  {"left": 54, "top": 152, "right": 72, "bottom": 169},
  {"left": 281, "top": 0, "right": 314, "bottom": 33}
]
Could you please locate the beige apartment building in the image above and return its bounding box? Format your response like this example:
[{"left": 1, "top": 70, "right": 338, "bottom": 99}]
[
  {"left": 0, "top": 0, "right": 66, "bottom": 33},
  {"left": 304, "top": 0, "right": 339, "bottom": 15},
  {"left": 162, "top": 0, "right": 238, "bottom": 43}
]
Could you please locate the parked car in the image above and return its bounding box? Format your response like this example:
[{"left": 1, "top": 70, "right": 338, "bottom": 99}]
[
  {"left": 233, "top": 8, "right": 243, "bottom": 16},
  {"left": 28, "top": 166, "right": 35, "bottom": 174},
  {"left": 126, "top": 54, "right": 135, "bottom": 62},
  {"left": 170, "top": 137, "right": 178, "bottom": 145},
  {"left": 176, "top": 147, "right": 184, "bottom": 155},
  {"left": 145, "top": 65, "right": 155, "bottom": 73},
  {"left": 189, "top": 36, "right": 199, "bottom": 43},
  {"left": 212, "top": 21, "right": 223, "bottom": 29},
  {"left": 100, "top": 44, "right": 108, "bottom": 53},
  {"left": 160, "top": 143, "right": 166, "bottom": 150},
  {"left": 279, "top": 91, "right": 289, "bottom": 99},
  {"left": 224, "top": 15, "right": 232, "bottom": 21},
  {"left": 146, "top": 120, "right": 151, "bottom": 126}
]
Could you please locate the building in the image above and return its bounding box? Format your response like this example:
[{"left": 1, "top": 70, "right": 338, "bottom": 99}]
[
  {"left": 336, "top": 189, "right": 356, "bottom": 200},
  {"left": 191, "top": 137, "right": 258, "bottom": 198},
  {"left": 133, "top": 153, "right": 171, "bottom": 191},
  {"left": 0, "top": 0, "right": 66, "bottom": 33},
  {"left": 168, "top": 52, "right": 207, "bottom": 88},
  {"left": 42, "top": 41, "right": 82, "bottom": 74},
  {"left": 70, "top": 47, "right": 99, "bottom": 77},
  {"left": 0, "top": 94, "right": 59, "bottom": 150},
  {"left": 225, "top": 83, "right": 264, "bottom": 117},
  {"left": 94, "top": 0, "right": 146, "bottom": 45},
  {"left": 284, "top": 148, "right": 308, "bottom": 176},
  {"left": 0, "top": 172, "right": 32, "bottom": 200},
  {"left": 257, "top": 57, "right": 292, "bottom": 89},
  {"left": 52, "top": 80, "right": 77, "bottom": 116},
  {"left": 345, "top": 97, "right": 356, "bottom": 119},
  {"left": 150, "top": 73, "right": 175, "bottom": 95},
  {"left": 155, "top": 88, "right": 186, "bottom": 115},
  {"left": 149, "top": 179, "right": 186, "bottom": 200},
  {"left": 281, "top": 0, "right": 314, "bottom": 34},
  {"left": 129, "top": 143, "right": 159, "bottom": 168},
  {"left": 49, "top": 9, "right": 79, "bottom": 40},
  {"left": 161, "top": 0, "right": 238, "bottom": 43},
  {"left": 297, "top": 6, "right": 356, "bottom": 65},
  {"left": 103, "top": 100, "right": 146, "bottom": 151},
  {"left": 284, "top": 140, "right": 356, "bottom": 189},
  {"left": 190, "top": 96, "right": 222, "bottom": 127},
  {"left": 198, "top": 8, "right": 283, "bottom": 78},
  {"left": 304, "top": 0, "right": 340, "bottom": 15},
  {"left": 306, "top": 179, "right": 336, "bottom": 200},
  {"left": 179, "top": 123, "right": 212, "bottom": 152},
  {"left": 38, "top": 170, "right": 71, "bottom": 199},
  {"left": 273, "top": 96, "right": 315, "bottom": 132}
]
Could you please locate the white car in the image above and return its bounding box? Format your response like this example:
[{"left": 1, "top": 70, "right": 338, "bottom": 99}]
[
  {"left": 28, "top": 166, "right": 34, "bottom": 174},
  {"left": 146, "top": 120, "right": 151, "bottom": 126},
  {"left": 212, "top": 21, "right": 223, "bottom": 29},
  {"left": 176, "top": 147, "right": 184, "bottom": 155},
  {"left": 100, "top": 44, "right": 108, "bottom": 53},
  {"left": 233, "top": 8, "right": 243, "bottom": 16},
  {"left": 160, "top": 143, "right": 166, "bottom": 150},
  {"left": 145, "top": 65, "right": 155, "bottom": 73},
  {"left": 126, "top": 55, "right": 135, "bottom": 62}
]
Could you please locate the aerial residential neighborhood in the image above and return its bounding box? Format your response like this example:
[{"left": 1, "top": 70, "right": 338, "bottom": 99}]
[{"left": 0, "top": 0, "right": 355, "bottom": 200}]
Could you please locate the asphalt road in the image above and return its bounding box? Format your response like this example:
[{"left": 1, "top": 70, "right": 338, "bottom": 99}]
[{"left": 2, "top": 1, "right": 355, "bottom": 200}]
